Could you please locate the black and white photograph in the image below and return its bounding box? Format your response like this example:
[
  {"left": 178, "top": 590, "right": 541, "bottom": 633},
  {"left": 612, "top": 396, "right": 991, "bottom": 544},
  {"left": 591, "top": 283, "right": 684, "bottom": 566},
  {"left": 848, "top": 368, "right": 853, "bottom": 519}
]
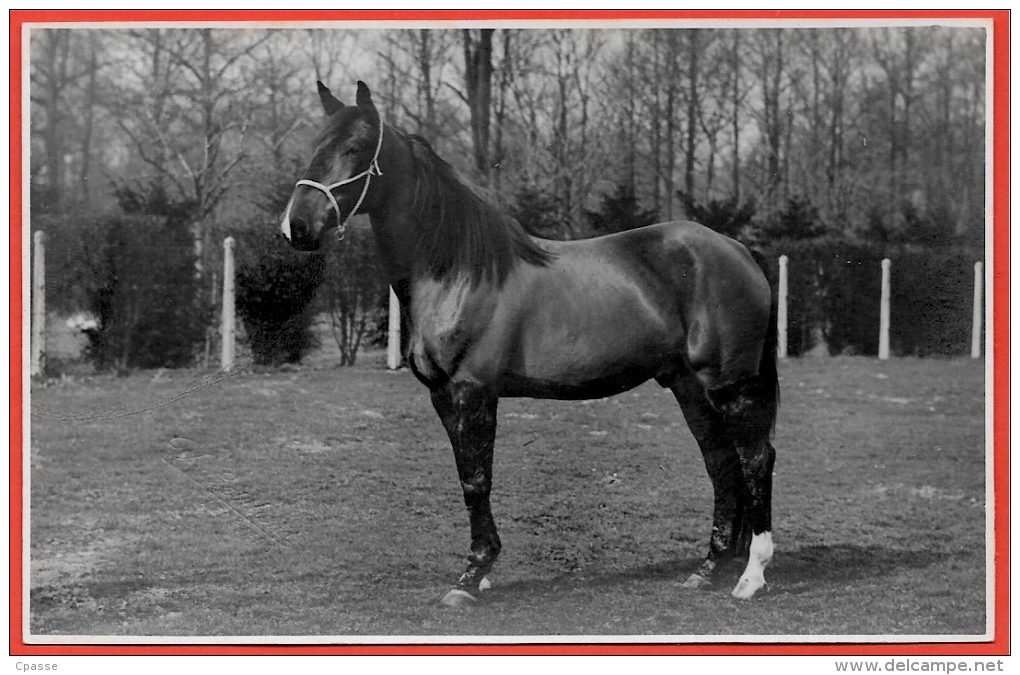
[{"left": 18, "top": 11, "right": 1001, "bottom": 652}]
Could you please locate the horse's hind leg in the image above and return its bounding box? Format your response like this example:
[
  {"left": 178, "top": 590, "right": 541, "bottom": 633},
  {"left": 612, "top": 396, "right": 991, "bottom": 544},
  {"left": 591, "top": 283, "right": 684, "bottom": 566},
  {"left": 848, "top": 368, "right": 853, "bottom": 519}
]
[
  {"left": 707, "top": 377, "right": 778, "bottom": 599},
  {"left": 430, "top": 379, "right": 501, "bottom": 607},
  {"left": 670, "top": 376, "right": 748, "bottom": 589}
]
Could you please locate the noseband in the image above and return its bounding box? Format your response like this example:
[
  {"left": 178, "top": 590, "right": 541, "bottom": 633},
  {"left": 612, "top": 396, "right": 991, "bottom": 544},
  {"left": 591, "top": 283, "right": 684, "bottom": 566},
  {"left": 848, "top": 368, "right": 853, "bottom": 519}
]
[{"left": 285, "top": 119, "right": 384, "bottom": 241}]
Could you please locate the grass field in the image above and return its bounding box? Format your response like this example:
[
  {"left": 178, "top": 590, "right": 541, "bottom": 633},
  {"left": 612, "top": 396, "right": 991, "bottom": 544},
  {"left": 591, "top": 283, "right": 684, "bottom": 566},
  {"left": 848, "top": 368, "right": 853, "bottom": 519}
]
[{"left": 27, "top": 354, "right": 987, "bottom": 640}]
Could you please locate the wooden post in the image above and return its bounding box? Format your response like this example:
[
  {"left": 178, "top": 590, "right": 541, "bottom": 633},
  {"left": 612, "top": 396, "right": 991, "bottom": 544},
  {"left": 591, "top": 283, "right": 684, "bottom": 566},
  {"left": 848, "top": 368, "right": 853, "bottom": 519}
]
[
  {"left": 777, "top": 254, "right": 788, "bottom": 359},
  {"left": 971, "top": 261, "right": 983, "bottom": 359},
  {"left": 878, "top": 258, "right": 891, "bottom": 360},
  {"left": 221, "top": 236, "right": 236, "bottom": 371},
  {"left": 387, "top": 286, "right": 401, "bottom": 370},
  {"left": 31, "top": 231, "right": 46, "bottom": 377}
]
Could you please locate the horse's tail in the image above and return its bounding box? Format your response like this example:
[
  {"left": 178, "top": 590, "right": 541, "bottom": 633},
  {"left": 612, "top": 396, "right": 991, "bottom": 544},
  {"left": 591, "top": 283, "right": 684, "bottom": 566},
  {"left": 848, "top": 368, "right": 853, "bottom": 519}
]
[{"left": 749, "top": 249, "right": 781, "bottom": 436}]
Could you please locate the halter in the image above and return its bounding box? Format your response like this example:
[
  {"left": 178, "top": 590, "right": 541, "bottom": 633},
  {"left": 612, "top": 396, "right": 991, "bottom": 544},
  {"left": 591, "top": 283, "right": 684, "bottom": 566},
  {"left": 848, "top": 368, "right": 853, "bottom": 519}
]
[{"left": 283, "top": 118, "right": 384, "bottom": 242}]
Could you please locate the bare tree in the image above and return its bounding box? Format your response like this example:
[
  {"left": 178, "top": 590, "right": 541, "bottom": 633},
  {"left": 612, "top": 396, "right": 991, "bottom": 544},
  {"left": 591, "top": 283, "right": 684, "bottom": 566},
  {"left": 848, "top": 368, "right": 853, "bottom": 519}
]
[
  {"left": 30, "top": 30, "right": 105, "bottom": 211},
  {"left": 106, "top": 29, "right": 273, "bottom": 258},
  {"left": 785, "top": 28, "right": 860, "bottom": 225},
  {"left": 728, "top": 30, "right": 745, "bottom": 201},
  {"left": 682, "top": 29, "right": 701, "bottom": 201},
  {"left": 872, "top": 27, "right": 928, "bottom": 207},
  {"left": 747, "top": 29, "right": 792, "bottom": 216},
  {"left": 462, "top": 28, "right": 495, "bottom": 183}
]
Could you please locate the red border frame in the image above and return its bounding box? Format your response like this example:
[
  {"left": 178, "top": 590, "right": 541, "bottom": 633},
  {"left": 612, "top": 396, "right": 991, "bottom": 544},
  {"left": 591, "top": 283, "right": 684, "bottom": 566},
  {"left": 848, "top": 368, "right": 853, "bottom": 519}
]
[{"left": 9, "top": 9, "right": 1010, "bottom": 657}]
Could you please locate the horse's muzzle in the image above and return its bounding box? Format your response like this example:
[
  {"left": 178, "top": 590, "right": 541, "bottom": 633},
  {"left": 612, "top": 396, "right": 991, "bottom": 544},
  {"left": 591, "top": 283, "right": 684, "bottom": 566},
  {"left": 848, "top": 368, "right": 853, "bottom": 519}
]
[{"left": 281, "top": 215, "right": 322, "bottom": 251}]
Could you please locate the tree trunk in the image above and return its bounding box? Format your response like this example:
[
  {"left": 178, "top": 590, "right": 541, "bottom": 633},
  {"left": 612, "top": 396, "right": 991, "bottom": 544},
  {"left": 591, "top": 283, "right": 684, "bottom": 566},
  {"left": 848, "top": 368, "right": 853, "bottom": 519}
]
[
  {"left": 78, "top": 34, "right": 99, "bottom": 208},
  {"left": 730, "top": 31, "right": 741, "bottom": 202},
  {"left": 463, "top": 29, "right": 494, "bottom": 184},
  {"left": 417, "top": 30, "right": 436, "bottom": 137},
  {"left": 43, "top": 32, "right": 71, "bottom": 212},
  {"left": 662, "top": 35, "right": 675, "bottom": 221},
  {"left": 650, "top": 31, "right": 662, "bottom": 215},
  {"left": 625, "top": 33, "right": 637, "bottom": 196},
  {"left": 491, "top": 30, "right": 513, "bottom": 203},
  {"left": 684, "top": 30, "right": 700, "bottom": 200}
]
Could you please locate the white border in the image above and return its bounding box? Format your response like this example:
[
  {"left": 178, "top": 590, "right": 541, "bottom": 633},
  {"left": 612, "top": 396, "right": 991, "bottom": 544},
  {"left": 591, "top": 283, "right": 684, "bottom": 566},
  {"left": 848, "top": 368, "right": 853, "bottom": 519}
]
[
  {"left": 981, "top": 13, "right": 996, "bottom": 647},
  {"left": 22, "top": 632, "right": 993, "bottom": 645},
  {"left": 22, "top": 16, "right": 35, "bottom": 652}
]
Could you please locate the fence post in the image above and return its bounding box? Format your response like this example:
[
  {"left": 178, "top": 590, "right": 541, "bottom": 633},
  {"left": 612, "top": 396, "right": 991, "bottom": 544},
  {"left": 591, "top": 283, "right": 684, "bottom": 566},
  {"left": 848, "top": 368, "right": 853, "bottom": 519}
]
[
  {"left": 221, "top": 236, "right": 236, "bottom": 371},
  {"left": 777, "top": 254, "right": 788, "bottom": 359},
  {"left": 878, "top": 258, "right": 891, "bottom": 360},
  {"left": 31, "top": 230, "right": 46, "bottom": 377},
  {"left": 971, "top": 261, "right": 983, "bottom": 359},
  {"left": 387, "top": 286, "right": 401, "bottom": 370}
]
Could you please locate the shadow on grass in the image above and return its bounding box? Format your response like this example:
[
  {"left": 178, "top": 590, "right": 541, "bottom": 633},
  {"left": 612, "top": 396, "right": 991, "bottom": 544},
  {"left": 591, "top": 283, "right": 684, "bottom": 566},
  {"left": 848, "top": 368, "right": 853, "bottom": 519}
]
[
  {"left": 769, "top": 543, "right": 962, "bottom": 593},
  {"left": 483, "top": 543, "right": 965, "bottom": 603},
  {"left": 482, "top": 556, "right": 702, "bottom": 605}
]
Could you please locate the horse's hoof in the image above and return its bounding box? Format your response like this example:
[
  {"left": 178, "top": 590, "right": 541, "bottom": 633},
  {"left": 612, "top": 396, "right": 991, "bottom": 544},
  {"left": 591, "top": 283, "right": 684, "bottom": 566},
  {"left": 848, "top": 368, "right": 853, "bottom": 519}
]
[
  {"left": 440, "top": 588, "right": 478, "bottom": 608},
  {"left": 681, "top": 573, "right": 712, "bottom": 590},
  {"left": 731, "top": 573, "right": 767, "bottom": 599},
  {"left": 478, "top": 576, "right": 492, "bottom": 592}
]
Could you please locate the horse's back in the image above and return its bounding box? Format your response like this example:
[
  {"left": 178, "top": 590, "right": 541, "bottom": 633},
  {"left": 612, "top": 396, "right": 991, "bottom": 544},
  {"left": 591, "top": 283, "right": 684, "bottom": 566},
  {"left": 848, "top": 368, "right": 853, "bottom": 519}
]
[
  {"left": 492, "top": 220, "right": 770, "bottom": 396},
  {"left": 538, "top": 220, "right": 758, "bottom": 275},
  {"left": 535, "top": 220, "right": 767, "bottom": 321}
]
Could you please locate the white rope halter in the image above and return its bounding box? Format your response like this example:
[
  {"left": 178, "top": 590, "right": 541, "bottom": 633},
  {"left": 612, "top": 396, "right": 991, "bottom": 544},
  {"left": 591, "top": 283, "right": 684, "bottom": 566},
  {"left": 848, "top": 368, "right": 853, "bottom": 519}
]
[{"left": 283, "top": 119, "right": 384, "bottom": 242}]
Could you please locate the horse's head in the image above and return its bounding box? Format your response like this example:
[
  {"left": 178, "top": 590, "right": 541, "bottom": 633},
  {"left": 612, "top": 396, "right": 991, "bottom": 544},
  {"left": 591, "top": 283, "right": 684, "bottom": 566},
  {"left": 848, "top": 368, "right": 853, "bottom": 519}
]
[{"left": 281, "top": 81, "right": 385, "bottom": 251}]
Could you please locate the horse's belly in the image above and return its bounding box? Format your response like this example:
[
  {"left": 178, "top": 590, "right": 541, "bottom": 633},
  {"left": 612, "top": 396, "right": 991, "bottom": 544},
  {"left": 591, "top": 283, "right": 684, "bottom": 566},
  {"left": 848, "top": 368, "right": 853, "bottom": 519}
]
[
  {"left": 496, "top": 268, "right": 682, "bottom": 399},
  {"left": 498, "top": 368, "right": 654, "bottom": 400},
  {"left": 499, "top": 335, "right": 671, "bottom": 399}
]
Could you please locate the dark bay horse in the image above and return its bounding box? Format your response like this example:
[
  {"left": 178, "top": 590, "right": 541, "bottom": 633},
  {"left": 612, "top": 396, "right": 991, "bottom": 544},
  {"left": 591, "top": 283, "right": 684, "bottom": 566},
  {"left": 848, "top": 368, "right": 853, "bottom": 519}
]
[{"left": 282, "top": 81, "right": 780, "bottom": 605}]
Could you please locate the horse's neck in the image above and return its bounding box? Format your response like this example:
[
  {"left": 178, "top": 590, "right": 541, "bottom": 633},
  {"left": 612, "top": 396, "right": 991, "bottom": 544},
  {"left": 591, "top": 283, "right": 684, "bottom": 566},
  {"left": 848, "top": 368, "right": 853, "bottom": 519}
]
[{"left": 368, "top": 208, "right": 416, "bottom": 305}]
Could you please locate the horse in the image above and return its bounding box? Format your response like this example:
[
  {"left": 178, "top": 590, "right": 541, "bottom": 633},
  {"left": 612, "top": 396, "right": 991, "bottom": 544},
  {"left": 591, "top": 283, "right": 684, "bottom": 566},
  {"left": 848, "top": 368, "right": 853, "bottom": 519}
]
[{"left": 281, "top": 81, "right": 780, "bottom": 606}]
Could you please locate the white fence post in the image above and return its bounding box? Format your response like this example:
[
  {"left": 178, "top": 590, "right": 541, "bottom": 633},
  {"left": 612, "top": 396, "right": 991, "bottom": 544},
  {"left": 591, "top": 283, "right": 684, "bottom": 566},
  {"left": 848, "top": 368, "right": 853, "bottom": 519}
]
[
  {"left": 777, "top": 254, "right": 788, "bottom": 359},
  {"left": 387, "top": 286, "right": 401, "bottom": 370},
  {"left": 31, "top": 230, "right": 46, "bottom": 377},
  {"left": 878, "top": 258, "right": 891, "bottom": 360},
  {"left": 971, "top": 261, "right": 983, "bottom": 359},
  {"left": 221, "top": 236, "right": 236, "bottom": 371}
]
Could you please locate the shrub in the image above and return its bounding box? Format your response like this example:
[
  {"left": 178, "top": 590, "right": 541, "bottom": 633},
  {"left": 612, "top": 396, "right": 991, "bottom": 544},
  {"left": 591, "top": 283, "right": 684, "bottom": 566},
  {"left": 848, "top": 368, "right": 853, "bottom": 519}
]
[
  {"left": 678, "top": 192, "right": 757, "bottom": 240},
  {"left": 777, "top": 238, "right": 883, "bottom": 356},
  {"left": 761, "top": 196, "right": 828, "bottom": 242},
  {"left": 586, "top": 182, "right": 658, "bottom": 235},
  {"left": 508, "top": 184, "right": 567, "bottom": 239},
  {"left": 233, "top": 224, "right": 326, "bottom": 366},
  {"left": 36, "top": 211, "right": 209, "bottom": 371},
  {"left": 890, "top": 248, "right": 980, "bottom": 356},
  {"left": 770, "top": 238, "right": 981, "bottom": 357}
]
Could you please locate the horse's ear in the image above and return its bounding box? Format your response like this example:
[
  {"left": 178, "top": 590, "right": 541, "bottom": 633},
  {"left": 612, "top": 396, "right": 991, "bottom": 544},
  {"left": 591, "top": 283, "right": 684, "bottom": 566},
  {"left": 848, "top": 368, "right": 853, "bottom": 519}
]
[
  {"left": 356, "top": 81, "right": 373, "bottom": 107},
  {"left": 317, "top": 80, "right": 344, "bottom": 116}
]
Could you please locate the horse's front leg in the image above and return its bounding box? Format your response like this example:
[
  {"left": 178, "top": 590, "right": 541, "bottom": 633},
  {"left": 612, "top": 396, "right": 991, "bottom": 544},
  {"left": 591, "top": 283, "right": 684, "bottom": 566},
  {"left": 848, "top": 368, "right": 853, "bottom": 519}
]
[{"left": 431, "top": 379, "right": 501, "bottom": 607}]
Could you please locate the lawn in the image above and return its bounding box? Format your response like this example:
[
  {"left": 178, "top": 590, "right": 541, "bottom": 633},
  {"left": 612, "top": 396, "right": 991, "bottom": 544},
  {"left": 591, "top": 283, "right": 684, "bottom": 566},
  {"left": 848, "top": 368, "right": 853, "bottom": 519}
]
[{"left": 26, "top": 354, "right": 988, "bottom": 640}]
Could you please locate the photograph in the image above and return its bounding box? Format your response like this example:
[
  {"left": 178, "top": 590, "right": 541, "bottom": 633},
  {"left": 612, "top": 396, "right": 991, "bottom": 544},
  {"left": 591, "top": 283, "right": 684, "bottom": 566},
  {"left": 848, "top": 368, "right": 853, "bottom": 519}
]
[{"left": 12, "top": 9, "right": 1008, "bottom": 659}]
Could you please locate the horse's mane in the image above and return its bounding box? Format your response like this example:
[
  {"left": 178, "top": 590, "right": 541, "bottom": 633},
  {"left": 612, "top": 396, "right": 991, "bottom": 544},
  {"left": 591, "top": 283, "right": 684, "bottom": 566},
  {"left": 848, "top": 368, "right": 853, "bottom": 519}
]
[{"left": 404, "top": 133, "right": 556, "bottom": 285}]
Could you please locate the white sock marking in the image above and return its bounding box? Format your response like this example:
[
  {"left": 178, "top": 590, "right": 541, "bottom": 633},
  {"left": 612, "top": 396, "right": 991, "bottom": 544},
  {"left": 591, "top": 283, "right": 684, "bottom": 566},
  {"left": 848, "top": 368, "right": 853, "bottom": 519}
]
[
  {"left": 749, "top": 530, "right": 774, "bottom": 569},
  {"left": 732, "top": 531, "right": 774, "bottom": 599}
]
